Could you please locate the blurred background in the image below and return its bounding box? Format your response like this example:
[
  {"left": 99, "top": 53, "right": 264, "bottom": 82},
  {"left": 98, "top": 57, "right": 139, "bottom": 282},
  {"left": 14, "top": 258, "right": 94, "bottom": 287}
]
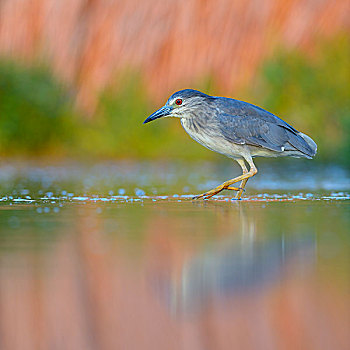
[
  {"left": 0, "top": 2, "right": 350, "bottom": 350},
  {"left": 0, "top": 0, "right": 349, "bottom": 163}
]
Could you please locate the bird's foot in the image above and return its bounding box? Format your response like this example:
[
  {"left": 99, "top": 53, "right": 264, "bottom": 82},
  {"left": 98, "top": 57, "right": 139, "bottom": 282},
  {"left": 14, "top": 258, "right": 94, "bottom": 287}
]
[
  {"left": 192, "top": 186, "right": 243, "bottom": 200},
  {"left": 235, "top": 189, "right": 246, "bottom": 200},
  {"left": 192, "top": 192, "right": 217, "bottom": 200},
  {"left": 192, "top": 187, "right": 224, "bottom": 200}
]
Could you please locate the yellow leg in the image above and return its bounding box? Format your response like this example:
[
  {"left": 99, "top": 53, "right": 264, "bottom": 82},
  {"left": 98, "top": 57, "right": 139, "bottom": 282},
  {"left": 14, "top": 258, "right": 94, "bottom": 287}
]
[
  {"left": 193, "top": 157, "right": 257, "bottom": 200},
  {"left": 235, "top": 159, "right": 249, "bottom": 200},
  {"left": 226, "top": 186, "right": 241, "bottom": 191},
  {"left": 235, "top": 178, "right": 248, "bottom": 199}
]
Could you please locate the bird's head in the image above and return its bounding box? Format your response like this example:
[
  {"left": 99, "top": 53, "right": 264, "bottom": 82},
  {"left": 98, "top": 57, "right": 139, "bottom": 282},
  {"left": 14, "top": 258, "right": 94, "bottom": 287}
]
[{"left": 143, "top": 89, "right": 213, "bottom": 124}]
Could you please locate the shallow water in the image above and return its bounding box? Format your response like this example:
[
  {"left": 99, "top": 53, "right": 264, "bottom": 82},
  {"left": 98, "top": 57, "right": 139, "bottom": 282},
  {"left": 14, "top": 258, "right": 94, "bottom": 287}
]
[{"left": 0, "top": 161, "right": 349, "bottom": 350}]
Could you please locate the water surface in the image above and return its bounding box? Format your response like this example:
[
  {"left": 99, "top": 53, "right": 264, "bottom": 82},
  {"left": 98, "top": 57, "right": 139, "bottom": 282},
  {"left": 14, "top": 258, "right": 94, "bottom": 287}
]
[{"left": 0, "top": 161, "right": 349, "bottom": 350}]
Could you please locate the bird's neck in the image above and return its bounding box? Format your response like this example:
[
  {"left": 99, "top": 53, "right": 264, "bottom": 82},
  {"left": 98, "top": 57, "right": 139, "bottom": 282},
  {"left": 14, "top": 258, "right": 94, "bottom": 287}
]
[
  {"left": 180, "top": 111, "right": 214, "bottom": 136},
  {"left": 181, "top": 114, "right": 205, "bottom": 134}
]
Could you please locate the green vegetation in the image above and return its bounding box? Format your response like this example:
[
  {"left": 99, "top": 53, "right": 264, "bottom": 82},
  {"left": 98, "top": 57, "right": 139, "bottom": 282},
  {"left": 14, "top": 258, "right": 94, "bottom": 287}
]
[
  {"left": 83, "top": 72, "right": 215, "bottom": 160},
  {"left": 0, "top": 61, "right": 76, "bottom": 156},
  {"left": 244, "top": 34, "right": 350, "bottom": 164},
  {"left": 0, "top": 34, "right": 349, "bottom": 164}
]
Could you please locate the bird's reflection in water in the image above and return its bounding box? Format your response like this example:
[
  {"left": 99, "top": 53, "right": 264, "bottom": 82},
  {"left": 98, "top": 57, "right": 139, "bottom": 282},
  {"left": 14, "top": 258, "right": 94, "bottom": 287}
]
[{"left": 160, "top": 205, "right": 316, "bottom": 316}]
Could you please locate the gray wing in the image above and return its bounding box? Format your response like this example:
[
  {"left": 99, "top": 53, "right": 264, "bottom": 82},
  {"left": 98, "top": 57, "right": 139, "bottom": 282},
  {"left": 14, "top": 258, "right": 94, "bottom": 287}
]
[{"left": 215, "top": 98, "right": 314, "bottom": 156}]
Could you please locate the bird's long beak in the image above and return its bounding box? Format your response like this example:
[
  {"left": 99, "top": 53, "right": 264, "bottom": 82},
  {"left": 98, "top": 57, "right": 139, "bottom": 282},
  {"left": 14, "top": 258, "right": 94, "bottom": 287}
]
[{"left": 143, "top": 106, "right": 172, "bottom": 124}]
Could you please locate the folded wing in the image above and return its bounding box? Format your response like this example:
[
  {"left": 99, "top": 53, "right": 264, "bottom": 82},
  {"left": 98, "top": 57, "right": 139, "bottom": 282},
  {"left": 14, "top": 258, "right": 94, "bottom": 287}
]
[{"left": 216, "top": 99, "right": 316, "bottom": 158}]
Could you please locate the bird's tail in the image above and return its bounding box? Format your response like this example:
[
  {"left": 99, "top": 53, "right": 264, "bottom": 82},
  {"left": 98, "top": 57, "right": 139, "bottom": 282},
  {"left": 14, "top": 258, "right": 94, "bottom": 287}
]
[
  {"left": 298, "top": 132, "right": 317, "bottom": 158},
  {"left": 286, "top": 132, "right": 317, "bottom": 159}
]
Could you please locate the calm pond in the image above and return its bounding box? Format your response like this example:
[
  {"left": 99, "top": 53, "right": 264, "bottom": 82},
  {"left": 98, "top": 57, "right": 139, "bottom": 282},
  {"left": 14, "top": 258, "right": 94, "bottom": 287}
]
[{"left": 0, "top": 161, "right": 349, "bottom": 350}]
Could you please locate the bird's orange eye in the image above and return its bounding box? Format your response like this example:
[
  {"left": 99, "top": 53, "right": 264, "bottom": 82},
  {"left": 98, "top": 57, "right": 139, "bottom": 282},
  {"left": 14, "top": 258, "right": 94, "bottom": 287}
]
[{"left": 175, "top": 99, "right": 182, "bottom": 105}]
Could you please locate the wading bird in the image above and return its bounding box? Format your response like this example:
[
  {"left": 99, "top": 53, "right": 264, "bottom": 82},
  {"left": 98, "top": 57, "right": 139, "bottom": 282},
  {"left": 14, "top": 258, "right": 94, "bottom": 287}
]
[{"left": 143, "top": 89, "right": 317, "bottom": 199}]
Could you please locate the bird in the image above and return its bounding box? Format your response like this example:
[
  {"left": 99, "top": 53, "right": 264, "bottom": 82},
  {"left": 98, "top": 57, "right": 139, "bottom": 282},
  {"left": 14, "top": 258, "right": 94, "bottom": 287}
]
[{"left": 143, "top": 89, "right": 317, "bottom": 200}]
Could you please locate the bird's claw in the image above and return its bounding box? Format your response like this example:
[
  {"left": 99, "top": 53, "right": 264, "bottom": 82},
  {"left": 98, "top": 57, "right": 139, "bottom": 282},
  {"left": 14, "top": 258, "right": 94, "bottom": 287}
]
[
  {"left": 192, "top": 186, "right": 245, "bottom": 200},
  {"left": 192, "top": 193, "right": 211, "bottom": 200},
  {"left": 192, "top": 191, "right": 218, "bottom": 200}
]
